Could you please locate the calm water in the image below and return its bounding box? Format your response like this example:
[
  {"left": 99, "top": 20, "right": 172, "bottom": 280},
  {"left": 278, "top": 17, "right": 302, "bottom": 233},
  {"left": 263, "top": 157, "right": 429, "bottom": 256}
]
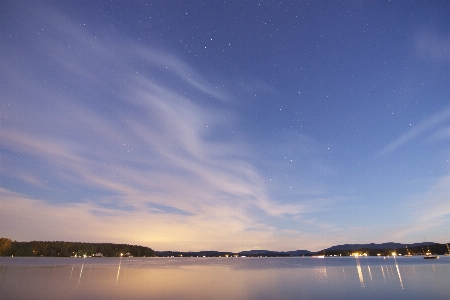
[{"left": 1, "top": 256, "right": 449, "bottom": 299}]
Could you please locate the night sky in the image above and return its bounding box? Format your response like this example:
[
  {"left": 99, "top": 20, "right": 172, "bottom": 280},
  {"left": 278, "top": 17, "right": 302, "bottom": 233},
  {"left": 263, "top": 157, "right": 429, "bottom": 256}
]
[{"left": 1, "top": 1, "right": 449, "bottom": 252}]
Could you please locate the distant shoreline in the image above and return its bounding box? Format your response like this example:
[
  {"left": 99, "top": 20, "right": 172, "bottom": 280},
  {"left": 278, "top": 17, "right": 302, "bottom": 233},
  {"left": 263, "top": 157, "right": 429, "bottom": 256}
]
[{"left": 1, "top": 238, "right": 448, "bottom": 257}]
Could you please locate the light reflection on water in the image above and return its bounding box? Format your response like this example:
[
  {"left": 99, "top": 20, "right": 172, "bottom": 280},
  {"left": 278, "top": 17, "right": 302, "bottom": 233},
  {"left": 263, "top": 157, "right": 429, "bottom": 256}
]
[
  {"left": 1, "top": 256, "right": 449, "bottom": 299},
  {"left": 116, "top": 256, "right": 122, "bottom": 286},
  {"left": 355, "top": 256, "right": 365, "bottom": 287}
]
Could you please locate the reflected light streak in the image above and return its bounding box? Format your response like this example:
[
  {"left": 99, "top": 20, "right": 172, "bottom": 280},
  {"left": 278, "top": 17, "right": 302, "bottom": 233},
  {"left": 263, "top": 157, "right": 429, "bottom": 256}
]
[
  {"left": 364, "top": 256, "right": 373, "bottom": 284},
  {"left": 393, "top": 255, "right": 404, "bottom": 289},
  {"left": 69, "top": 264, "right": 74, "bottom": 280},
  {"left": 116, "top": 256, "right": 122, "bottom": 285},
  {"left": 367, "top": 264, "right": 373, "bottom": 284},
  {"left": 377, "top": 255, "right": 386, "bottom": 282},
  {"left": 380, "top": 265, "right": 386, "bottom": 282},
  {"left": 387, "top": 265, "right": 394, "bottom": 279},
  {"left": 77, "top": 256, "right": 86, "bottom": 289},
  {"left": 355, "top": 256, "right": 365, "bottom": 287}
]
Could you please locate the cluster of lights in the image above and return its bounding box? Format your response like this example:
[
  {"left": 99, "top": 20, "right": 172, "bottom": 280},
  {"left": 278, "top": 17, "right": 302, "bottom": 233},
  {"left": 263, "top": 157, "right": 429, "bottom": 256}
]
[{"left": 351, "top": 252, "right": 367, "bottom": 257}]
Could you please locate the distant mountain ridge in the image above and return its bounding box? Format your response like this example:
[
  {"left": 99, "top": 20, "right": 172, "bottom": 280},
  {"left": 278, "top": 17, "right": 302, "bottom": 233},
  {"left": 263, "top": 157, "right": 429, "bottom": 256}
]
[
  {"left": 323, "top": 242, "right": 434, "bottom": 251},
  {"left": 239, "top": 250, "right": 312, "bottom": 256}
]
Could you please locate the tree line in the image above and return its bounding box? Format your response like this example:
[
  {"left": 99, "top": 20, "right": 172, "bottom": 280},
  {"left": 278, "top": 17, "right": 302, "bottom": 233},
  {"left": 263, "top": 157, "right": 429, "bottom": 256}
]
[
  {"left": 0, "top": 238, "right": 155, "bottom": 257},
  {"left": 317, "top": 243, "right": 448, "bottom": 256}
]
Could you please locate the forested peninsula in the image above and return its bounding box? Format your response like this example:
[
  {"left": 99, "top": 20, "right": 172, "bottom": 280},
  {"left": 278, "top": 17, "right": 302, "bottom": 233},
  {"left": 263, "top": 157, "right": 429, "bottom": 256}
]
[{"left": 0, "top": 238, "right": 155, "bottom": 257}]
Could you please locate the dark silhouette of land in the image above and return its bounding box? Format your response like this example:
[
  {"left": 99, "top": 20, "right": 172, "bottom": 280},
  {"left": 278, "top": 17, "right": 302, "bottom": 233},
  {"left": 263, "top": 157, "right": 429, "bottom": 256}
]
[
  {"left": 1, "top": 237, "right": 448, "bottom": 257},
  {"left": 0, "top": 238, "right": 155, "bottom": 257}
]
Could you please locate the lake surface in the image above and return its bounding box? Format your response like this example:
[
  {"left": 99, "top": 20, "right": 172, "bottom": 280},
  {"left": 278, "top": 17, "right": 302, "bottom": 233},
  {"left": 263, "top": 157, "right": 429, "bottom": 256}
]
[{"left": 1, "top": 256, "right": 449, "bottom": 299}]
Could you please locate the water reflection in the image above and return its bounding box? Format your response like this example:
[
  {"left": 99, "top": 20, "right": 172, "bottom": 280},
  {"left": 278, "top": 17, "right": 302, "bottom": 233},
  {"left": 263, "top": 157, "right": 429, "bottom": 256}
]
[
  {"left": 392, "top": 255, "right": 404, "bottom": 289},
  {"left": 367, "top": 263, "right": 373, "bottom": 283},
  {"left": 314, "top": 266, "right": 327, "bottom": 283},
  {"left": 69, "top": 264, "right": 75, "bottom": 280},
  {"left": 77, "top": 256, "right": 86, "bottom": 289},
  {"left": 1, "top": 257, "right": 449, "bottom": 300},
  {"left": 116, "top": 256, "right": 122, "bottom": 286},
  {"left": 380, "top": 264, "right": 386, "bottom": 281},
  {"left": 354, "top": 256, "right": 365, "bottom": 287}
]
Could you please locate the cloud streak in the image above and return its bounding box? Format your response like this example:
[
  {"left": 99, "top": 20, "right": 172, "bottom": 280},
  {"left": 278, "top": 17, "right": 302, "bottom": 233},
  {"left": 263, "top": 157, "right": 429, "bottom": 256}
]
[
  {"left": 5, "top": 2, "right": 449, "bottom": 252},
  {"left": 380, "top": 105, "right": 450, "bottom": 155},
  {"left": 0, "top": 3, "right": 331, "bottom": 251}
]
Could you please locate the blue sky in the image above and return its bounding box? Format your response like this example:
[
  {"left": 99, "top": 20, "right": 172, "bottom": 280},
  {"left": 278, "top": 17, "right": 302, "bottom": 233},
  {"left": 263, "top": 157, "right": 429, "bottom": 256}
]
[{"left": 1, "top": 1, "right": 449, "bottom": 252}]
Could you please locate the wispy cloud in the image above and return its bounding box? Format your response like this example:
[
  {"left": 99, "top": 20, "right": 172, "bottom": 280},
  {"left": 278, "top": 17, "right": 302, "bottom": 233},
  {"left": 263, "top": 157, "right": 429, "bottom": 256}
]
[
  {"left": 415, "top": 30, "right": 450, "bottom": 62},
  {"left": 411, "top": 176, "right": 450, "bottom": 228},
  {"left": 380, "top": 105, "right": 450, "bottom": 155},
  {"left": 0, "top": 3, "right": 334, "bottom": 251},
  {"left": 382, "top": 175, "right": 450, "bottom": 243}
]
